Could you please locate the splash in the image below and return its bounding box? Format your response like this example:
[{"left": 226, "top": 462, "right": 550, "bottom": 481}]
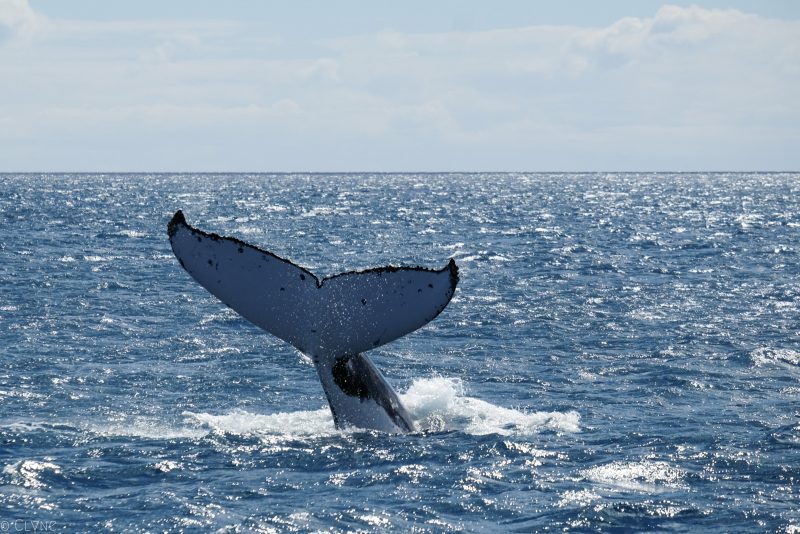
[
  {"left": 180, "top": 377, "right": 580, "bottom": 439},
  {"left": 402, "top": 377, "right": 580, "bottom": 435}
]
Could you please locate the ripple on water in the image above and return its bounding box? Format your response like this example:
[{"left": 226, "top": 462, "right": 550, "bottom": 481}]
[{"left": 1, "top": 172, "right": 799, "bottom": 531}]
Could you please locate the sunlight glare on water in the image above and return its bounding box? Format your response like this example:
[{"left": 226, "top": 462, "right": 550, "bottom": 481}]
[{"left": 0, "top": 172, "right": 799, "bottom": 532}]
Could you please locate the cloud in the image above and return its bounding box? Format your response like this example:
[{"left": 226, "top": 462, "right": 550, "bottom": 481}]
[
  {"left": 319, "top": 5, "right": 799, "bottom": 143},
  {"left": 0, "top": 0, "right": 41, "bottom": 41},
  {"left": 0, "top": 3, "right": 798, "bottom": 170}
]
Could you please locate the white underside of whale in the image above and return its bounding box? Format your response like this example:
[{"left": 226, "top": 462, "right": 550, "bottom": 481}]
[{"left": 167, "top": 211, "right": 459, "bottom": 433}]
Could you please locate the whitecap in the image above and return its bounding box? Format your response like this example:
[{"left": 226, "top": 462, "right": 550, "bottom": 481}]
[
  {"left": 735, "top": 213, "right": 763, "bottom": 229},
  {"left": 0, "top": 389, "right": 46, "bottom": 400},
  {"left": 84, "top": 255, "right": 118, "bottom": 262},
  {"left": 117, "top": 229, "right": 147, "bottom": 238},
  {"left": 264, "top": 204, "right": 288, "bottom": 213},
  {"left": 301, "top": 206, "right": 333, "bottom": 218},
  {"left": 489, "top": 254, "right": 512, "bottom": 262},
  {"left": 457, "top": 255, "right": 481, "bottom": 263},
  {"left": 558, "top": 489, "right": 601, "bottom": 507},
  {"left": 751, "top": 347, "right": 800, "bottom": 367},
  {"left": 359, "top": 514, "right": 391, "bottom": 528},
  {"left": 2, "top": 460, "right": 61, "bottom": 489},
  {"left": 236, "top": 226, "right": 264, "bottom": 236},
  {"left": 153, "top": 460, "right": 183, "bottom": 473},
  {"left": 580, "top": 460, "right": 687, "bottom": 492},
  {"left": 0, "top": 421, "right": 52, "bottom": 432}
]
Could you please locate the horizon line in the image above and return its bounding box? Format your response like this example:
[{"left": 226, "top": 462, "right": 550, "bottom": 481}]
[{"left": 1, "top": 170, "right": 798, "bottom": 175}]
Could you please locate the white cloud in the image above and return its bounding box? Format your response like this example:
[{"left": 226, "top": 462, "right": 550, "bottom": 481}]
[
  {"left": 320, "top": 6, "right": 799, "bottom": 142},
  {"left": 0, "top": 3, "right": 798, "bottom": 170},
  {"left": 0, "top": 0, "right": 41, "bottom": 40}
]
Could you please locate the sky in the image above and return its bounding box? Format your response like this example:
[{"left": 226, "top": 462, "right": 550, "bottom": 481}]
[{"left": 1, "top": 1, "right": 798, "bottom": 171}]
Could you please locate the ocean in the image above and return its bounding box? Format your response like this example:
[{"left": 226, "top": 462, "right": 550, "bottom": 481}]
[{"left": 1, "top": 172, "right": 798, "bottom": 532}]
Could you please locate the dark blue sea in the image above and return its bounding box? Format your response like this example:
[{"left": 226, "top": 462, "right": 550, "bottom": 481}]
[{"left": 1, "top": 173, "right": 799, "bottom": 532}]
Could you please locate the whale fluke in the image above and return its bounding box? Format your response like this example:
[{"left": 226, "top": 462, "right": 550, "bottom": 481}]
[{"left": 167, "top": 210, "right": 459, "bottom": 433}]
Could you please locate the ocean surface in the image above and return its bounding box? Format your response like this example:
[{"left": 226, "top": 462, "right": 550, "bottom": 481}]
[{"left": 1, "top": 172, "right": 798, "bottom": 532}]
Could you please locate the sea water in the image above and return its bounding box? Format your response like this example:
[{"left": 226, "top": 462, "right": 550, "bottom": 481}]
[{"left": 0, "top": 173, "right": 798, "bottom": 532}]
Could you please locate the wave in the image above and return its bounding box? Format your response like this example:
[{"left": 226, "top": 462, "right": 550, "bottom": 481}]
[
  {"left": 184, "top": 407, "right": 336, "bottom": 438},
  {"left": 580, "top": 460, "right": 687, "bottom": 493},
  {"left": 751, "top": 347, "right": 800, "bottom": 367},
  {"left": 2, "top": 460, "right": 62, "bottom": 489},
  {"left": 88, "top": 418, "right": 208, "bottom": 440}
]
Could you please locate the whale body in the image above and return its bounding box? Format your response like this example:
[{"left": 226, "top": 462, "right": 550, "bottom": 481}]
[{"left": 167, "top": 211, "right": 459, "bottom": 433}]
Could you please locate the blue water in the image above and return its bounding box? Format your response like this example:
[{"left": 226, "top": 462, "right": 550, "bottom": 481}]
[{"left": 1, "top": 173, "right": 799, "bottom": 532}]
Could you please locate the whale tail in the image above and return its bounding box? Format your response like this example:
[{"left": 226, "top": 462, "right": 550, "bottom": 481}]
[{"left": 168, "top": 211, "right": 459, "bottom": 432}]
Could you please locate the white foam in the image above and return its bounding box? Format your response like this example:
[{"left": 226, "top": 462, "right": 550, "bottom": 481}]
[
  {"left": 558, "top": 489, "right": 601, "bottom": 507},
  {"left": 153, "top": 460, "right": 183, "bottom": 473},
  {"left": 236, "top": 226, "right": 264, "bottom": 236},
  {"left": 458, "top": 255, "right": 482, "bottom": 263},
  {"left": 183, "top": 408, "right": 336, "bottom": 438},
  {"left": 263, "top": 204, "right": 288, "bottom": 213},
  {"left": 735, "top": 213, "right": 762, "bottom": 229},
  {"left": 359, "top": 514, "right": 391, "bottom": 528},
  {"left": 90, "top": 378, "right": 579, "bottom": 442},
  {"left": 0, "top": 389, "right": 46, "bottom": 400},
  {"left": 751, "top": 347, "right": 800, "bottom": 367},
  {"left": 402, "top": 377, "right": 580, "bottom": 435},
  {"left": 301, "top": 206, "right": 334, "bottom": 218},
  {"left": 580, "top": 460, "right": 687, "bottom": 493},
  {"left": 2, "top": 460, "right": 61, "bottom": 489},
  {"left": 177, "top": 378, "right": 580, "bottom": 439},
  {"left": 117, "top": 229, "right": 147, "bottom": 238},
  {"left": 0, "top": 421, "right": 51, "bottom": 432}
]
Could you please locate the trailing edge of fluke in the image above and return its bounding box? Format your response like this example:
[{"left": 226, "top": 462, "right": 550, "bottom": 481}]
[{"left": 167, "top": 210, "right": 459, "bottom": 433}]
